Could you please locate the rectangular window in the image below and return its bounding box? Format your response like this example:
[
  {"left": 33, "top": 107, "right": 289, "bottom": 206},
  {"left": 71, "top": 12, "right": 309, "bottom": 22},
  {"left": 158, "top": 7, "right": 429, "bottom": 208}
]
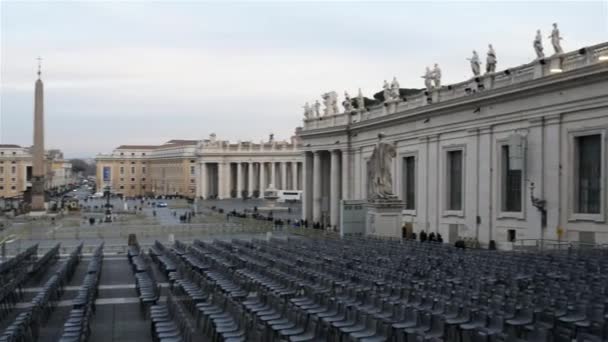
[
  {"left": 446, "top": 150, "right": 463, "bottom": 211},
  {"left": 575, "top": 134, "right": 601, "bottom": 214},
  {"left": 10, "top": 186, "right": 15, "bottom": 190},
  {"left": 501, "top": 146, "right": 522, "bottom": 212},
  {"left": 0, "top": 186, "right": 3, "bottom": 190},
  {"left": 0, "top": 167, "right": 3, "bottom": 173},
  {"left": 142, "top": 167, "right": 146, "bottom": 174},
  {"left": 11, "top": 166, "right": 16, "bottom": 174},
  {"left": 402, "top": 156, "right": 416, "bottom": 210},
  {"left": 190, "top": 166, "right": 195, "bottom": 175},
  {"left": 131, "top": 178, "right": 135, "bottom": 182},
  {"left": 119, "top": 185, "right": 124, "bottom": 189},
  {"left": 120, "top": 167, "right": 124, "bottom": 175},
  {"left": 131, "top": 167, "right": 135, "bottom": 173}
]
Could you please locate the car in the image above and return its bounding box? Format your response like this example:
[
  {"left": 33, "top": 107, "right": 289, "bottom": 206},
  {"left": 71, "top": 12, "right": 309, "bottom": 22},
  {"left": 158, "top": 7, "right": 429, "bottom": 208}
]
[
  {"left": 73, "top": 189, "right": 78, "bottom": 192},
  {"left": 156, "top": 202, "right": 168, "bottom": 208}
]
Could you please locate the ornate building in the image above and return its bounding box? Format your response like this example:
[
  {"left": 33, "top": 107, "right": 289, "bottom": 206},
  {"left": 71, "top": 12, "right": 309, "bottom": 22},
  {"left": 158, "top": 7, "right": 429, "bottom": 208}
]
[
  {"left": 299, "top": 42, "right": 608, "bottom": 248},
  {"left": 95, "top": 134, "right": 303, "bottom": 199}
]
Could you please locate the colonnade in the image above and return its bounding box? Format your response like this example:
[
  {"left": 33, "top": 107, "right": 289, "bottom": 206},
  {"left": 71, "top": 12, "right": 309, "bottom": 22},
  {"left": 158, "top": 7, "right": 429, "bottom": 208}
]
[
  {"left": 302, "top": 150, "right": 350, "bottom": 228},
  {"left": 198, "top": 160, "right": 302, "bottom": 199}
]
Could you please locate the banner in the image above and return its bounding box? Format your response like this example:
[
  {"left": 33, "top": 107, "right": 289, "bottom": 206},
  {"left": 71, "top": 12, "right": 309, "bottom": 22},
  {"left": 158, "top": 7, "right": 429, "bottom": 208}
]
[{"left": 103, "top": 166, "right": 111, "bottom": 182}]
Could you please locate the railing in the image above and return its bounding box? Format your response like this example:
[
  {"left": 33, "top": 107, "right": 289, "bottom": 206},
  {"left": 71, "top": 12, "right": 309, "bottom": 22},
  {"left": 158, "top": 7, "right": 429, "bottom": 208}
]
[{"left": 302, "top": 42, "right": 608, "bottom": 131}]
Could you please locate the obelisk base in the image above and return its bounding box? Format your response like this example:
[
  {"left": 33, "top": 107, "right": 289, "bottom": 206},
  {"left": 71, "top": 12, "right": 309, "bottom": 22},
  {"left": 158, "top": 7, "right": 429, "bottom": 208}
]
[{"left": 30, "top": 176, "right": 46, "bottom": 212}]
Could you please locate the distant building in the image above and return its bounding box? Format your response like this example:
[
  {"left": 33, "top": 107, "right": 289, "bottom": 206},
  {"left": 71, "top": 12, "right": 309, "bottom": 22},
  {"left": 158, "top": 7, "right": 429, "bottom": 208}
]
[
  {"left": 95, "top": 134, "right": 303, "bottom": 199},
  {"left": 0, "top": 144, "right": 73, "bottom": 199}
]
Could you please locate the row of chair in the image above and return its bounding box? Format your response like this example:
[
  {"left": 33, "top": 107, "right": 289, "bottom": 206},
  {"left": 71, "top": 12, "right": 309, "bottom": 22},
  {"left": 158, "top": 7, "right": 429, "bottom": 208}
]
[
  {"left": 0, "top": 245, "right": 40, "bottom": 322},
  {"left": 0, "top": 243, "right": 84, "bottom": 342},
  {"left": 128, "top": 242, "right": 161, "bottom": 318},
  {"left": 58, "top": 243, "right": 104, "bottom": 342}
]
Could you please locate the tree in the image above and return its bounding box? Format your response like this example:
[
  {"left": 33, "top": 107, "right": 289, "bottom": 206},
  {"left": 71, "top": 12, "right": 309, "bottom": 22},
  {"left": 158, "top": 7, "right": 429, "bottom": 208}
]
[{"left": 70, "top": 159, "right": 95, "bottom": 176}]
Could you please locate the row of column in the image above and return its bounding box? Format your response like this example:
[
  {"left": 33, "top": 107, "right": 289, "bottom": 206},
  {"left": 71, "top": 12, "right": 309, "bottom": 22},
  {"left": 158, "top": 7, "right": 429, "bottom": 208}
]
[
  {"left": 198, "top": 161, "right": 302, "bottom": 199},
  {"left": 302, "top": 150, "right": 349, "bottom": 228}
]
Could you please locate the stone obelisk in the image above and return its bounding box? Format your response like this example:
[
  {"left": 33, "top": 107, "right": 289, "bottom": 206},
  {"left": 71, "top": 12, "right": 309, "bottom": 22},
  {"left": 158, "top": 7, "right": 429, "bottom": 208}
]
[{"left": 31, "top": 58, "right": 46, "bottom": 212}]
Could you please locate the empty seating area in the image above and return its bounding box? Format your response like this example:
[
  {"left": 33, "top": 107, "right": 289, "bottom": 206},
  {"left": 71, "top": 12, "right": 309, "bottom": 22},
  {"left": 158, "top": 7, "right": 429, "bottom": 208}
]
[
  {"left": 1, "top": 243, "right": 83, "bottom": 342},
  {"left": 137, "top": 236, "right": 607, "bottom": 342},
  {"left": 58, "top": 243, "right": 104, "bottom": 342}
]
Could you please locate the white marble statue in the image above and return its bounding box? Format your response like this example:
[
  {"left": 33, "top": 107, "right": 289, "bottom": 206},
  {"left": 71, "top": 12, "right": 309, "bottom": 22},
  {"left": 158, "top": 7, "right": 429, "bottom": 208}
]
[
  {"left": 391, "top": 77, "right": 400, "bottom": 100},
  {"left": 486, "top": 44, "right": 497, "bottom": 74},
  {"left": 314, "top": 100, "right": 321, "bottom": 117},
  {"left": 549, "top": 23, "right": 563, "bottom": 54},
  {"left": 322, "top": 91, "right": 339, "bottom": 116},
  {"left": 342, "top": 91, "right": 353, "bottom": 112},
  {"left": 421, "top": 67, "right": 433, "bottom": 92},
  {"left": 367, "top": 133, "right": 397, "bottom": 200},
  {"left": 357, "top": 88, "right": 365, "bottom": 111},
  {"left": 534, "top": 29, "right": 544, "bottom": 59},
  {"left": 467, "top": 50, "right": 481, "bottom": 76},
  {"left": 382, "top": 80, "right": 391, "bottom": 102},
  {"left": 302, "top": 102, "right": 312, "bottom": 119},
  {"left": 432, "top": 64, "right": 442, "bottom": 88}
]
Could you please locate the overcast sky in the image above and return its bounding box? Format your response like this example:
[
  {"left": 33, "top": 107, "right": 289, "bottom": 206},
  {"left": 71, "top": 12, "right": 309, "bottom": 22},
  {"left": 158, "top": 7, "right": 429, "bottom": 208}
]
[{"left": 1, "top": 1, "right": 607, "bottom": 158}]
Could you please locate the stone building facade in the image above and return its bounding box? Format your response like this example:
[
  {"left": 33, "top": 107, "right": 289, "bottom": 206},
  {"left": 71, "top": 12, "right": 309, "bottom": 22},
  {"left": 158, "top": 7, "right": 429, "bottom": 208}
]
[
  {"left": 96, "top": 135, "right": 303, "bottom": 199},
  {"left": 299, "top": 42, "right": 608, "bottom": 247}
]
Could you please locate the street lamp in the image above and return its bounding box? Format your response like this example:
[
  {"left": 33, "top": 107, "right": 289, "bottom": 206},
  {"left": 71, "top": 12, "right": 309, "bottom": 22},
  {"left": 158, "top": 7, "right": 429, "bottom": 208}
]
[
  {"left": 529, "top": 182, "right": 547, "bottom": 250},
  {"left": 104, "top": 185, "right": 112, "bottom": 223}
]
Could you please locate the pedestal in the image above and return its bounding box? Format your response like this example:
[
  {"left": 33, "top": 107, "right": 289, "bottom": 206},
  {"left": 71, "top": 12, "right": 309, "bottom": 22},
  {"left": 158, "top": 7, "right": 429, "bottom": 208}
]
[{"left": 365, "top": 199, "right": 404, "bottom": 238}]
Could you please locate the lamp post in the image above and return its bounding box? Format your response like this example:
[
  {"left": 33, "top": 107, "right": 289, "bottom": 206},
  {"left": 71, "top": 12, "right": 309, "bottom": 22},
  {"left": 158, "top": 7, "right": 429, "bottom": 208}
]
[
  {"left": 530, "top": 182, "right": 547, "bottom": 251},
  {"left": 104, "top": 185, "right": 112, "bottom": 223}
]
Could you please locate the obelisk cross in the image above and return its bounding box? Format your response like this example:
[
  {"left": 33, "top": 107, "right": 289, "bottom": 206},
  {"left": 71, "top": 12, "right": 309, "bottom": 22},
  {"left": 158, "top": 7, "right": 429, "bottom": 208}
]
[{"left": 37, "top": 56, "right": 42, "bottom": 77}]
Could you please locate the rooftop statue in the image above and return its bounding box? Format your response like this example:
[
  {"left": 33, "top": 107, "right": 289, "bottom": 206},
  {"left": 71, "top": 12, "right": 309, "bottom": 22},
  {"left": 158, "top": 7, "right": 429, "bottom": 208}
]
[
  {"left": 432, "top": 64, "right": 442, "bottom": 88},
  {"left": 421, "top": 67, "right": 433, "bottom": 92},
  {"left": 486, "top": 44, "right": 497, "bottom": 73},
  {"left": 467, "top": 50, "right": 481, "bottom": 76},
  {"left": 321, "top": 91, "right": 339, "bottom": 116},
  {"left": 302, "top": 102, "right": 312, "bottom": 119},
  {"left": 382, "top": 80, "right": 391, "bottom": 102},
  {"left": 534, "top": 29, "right": 544, "bottom": 59},
  {"left": 367, "top": 133, "right": 397, "bottom": 200},
  {"left": 357, "top": 88, "right": 365, "bottom": 111},
  {"left": 314, "top": 100, "right": 321, "bottom": 117},
  {"left": 391, "top": 77, "right": 400, "bottom": 100},
  {"left": 343, "top": 91, "right": 353, "bottom": 112},
  {"left": 549, "top": 23, "right": 563, "bottom": 54}
]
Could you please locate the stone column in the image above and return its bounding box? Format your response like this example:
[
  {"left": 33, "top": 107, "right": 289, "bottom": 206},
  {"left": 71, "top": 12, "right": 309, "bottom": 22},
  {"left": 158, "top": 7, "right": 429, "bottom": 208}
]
[
  {"left": 199, "top": 162, "right": 207, "bottom": 199},
  {"left": 330, "top": 150, "right": 341, "bottom": 228},
  {"left": 291, "top": 162, "right": 298, "bottom": 190},
  {"left": 247, "top": 162, "right": 254, "bottom": 198},
  {"left": 280, "top": 162, "right": 287, "bottom": 190},
  {"left": 270, "top": 161, "right": 276, "bottom": 188},
  {"left": 236, "top": 162, "right": 243, "bottom": 198},
  {"left": 313, "top": 151, "right": 322, "bottom": 223},
  {"left": 341, "top": 150, "right": 350, "bottom": 200},
  {"left": 302, "top": 154, "right": 312, "bottom": 221},
  {"left": 217, "top": 162, "right": 226, "bottom": 199},
  {"left": 259, "top": 162, "right": 266, "bottom": 197}
]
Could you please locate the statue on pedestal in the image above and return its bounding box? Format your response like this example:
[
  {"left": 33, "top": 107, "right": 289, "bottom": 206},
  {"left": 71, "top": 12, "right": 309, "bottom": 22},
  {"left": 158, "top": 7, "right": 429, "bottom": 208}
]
[
  {"left": 382, "top": 80, "right": 391, "bottom": 102},
  {"left": 486, "top": 44, "right": 497, "bottom": 73},
  {"left": 367, "top": 133, "right": 397, "bottom": 200},
  {"left": 342, "top": 91, "right": 353, "bottom": 112},
  {"left": 549, "top": 23, "right": 563, "bottom": 54},
  {"left": 314, "top": 100, "right": 321, "bottom": 117},
  {"left": 321, "top": 91, "right": 338, "bottom": 116},
  {"left": 357, "top": 88, "right": 365, "bottom": 111},
  {"left": 390, "top": 77, "right": 400, "bottom": 100},
  {"left": 421, "top": 67, "right": 433, "bottom": 92},
  {"left": 432, "top": 64, "right": 442, "bottom": 88},
  {"left": 302, "top": 102, "right": 312, "bottom": 119},
  {"left": 533, "top": 29, "right": 544, "bottom": 59},
  {"left": 467, "top": 50, "right": 481, "bottom": 76}
]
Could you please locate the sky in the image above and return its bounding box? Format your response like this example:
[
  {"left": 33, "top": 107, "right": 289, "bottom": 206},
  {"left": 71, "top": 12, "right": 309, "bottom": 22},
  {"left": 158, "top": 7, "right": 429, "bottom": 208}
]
[{"left": 1, "top": 1, "right": 607, "bottom": 158}]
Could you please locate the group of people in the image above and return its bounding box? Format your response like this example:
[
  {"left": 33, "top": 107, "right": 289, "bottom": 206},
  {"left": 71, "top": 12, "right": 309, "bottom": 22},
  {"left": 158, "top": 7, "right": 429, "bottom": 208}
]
[{"left": 407, "top": 230, "right": 444, "bottom": 243}]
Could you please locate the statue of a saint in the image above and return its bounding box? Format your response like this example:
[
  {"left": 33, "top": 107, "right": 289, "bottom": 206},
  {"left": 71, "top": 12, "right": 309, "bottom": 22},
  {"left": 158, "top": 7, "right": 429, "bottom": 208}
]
[
  {"left": 357, "top": 88, "right": 365, "bottom": 111},
  {"left": 467, "top": 50, "right": 481, "bottom": 76},
  {"left": 391, "top": 77, "right": 400, "bottom": 100},
  {"left": 432, "top": 64, "right": 442, "bottom": 88},
  {"left": 421, "top": 67, "right": 433, "bottom": 92},
  {"left": 342, "top": 91, "right": 352, "bottom": 112},
  {"left": 486, "top": 44, "right": 497, "bottom": 74},
  {"left": 549, "top": 23, "right": 563, "bottom": 54},
  {"left": 314, "top": 100, "right": 321, "bottom": 117},
  {"left": 302, "top": 102, "right": 312, "bottom": 119},
  {"left": 382, "top": 80, "right": 391, "bottom": 102},
  {"left": 367, "top": 133, "right": 397, "bottom": 200},
  {"left": 533, "top": 29, "right": 544, "bottom": 59},
  {"left": 322, "top": 91, "right": 338, "bottom": 116}
]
